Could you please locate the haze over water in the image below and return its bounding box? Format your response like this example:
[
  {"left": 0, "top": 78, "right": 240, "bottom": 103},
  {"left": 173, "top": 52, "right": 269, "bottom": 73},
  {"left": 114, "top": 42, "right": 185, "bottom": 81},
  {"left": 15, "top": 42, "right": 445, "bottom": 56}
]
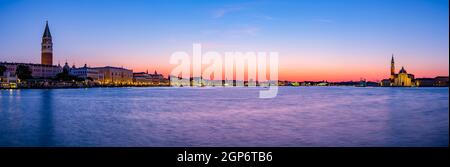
[{"left": 0, "top": 87, "right": 448, "bottom": 147}]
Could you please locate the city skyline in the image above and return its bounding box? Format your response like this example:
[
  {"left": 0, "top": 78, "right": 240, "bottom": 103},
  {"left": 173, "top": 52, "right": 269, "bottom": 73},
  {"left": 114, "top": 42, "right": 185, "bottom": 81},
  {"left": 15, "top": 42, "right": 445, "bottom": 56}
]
[{"left": 0, "top": 0, "right": 448, "bottom": 82}]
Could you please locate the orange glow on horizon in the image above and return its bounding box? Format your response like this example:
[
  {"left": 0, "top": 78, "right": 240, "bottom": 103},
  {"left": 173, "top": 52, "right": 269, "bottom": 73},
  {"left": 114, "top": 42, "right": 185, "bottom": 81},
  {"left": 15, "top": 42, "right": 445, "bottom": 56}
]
[
  {"left": 125, "top": 63, "right": 449, "bottom": 82},
  {"left": 64, "top": 52, "right": 449, "bottom": 82}
]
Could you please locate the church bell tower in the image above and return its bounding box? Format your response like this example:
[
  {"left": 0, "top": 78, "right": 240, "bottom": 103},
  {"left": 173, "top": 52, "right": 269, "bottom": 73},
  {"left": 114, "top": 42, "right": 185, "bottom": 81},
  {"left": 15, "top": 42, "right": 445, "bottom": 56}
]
[
  {"left": 41, "top": 21, "right": 53, "bottom": 65},
  {"left": 390, "top": 54, "right": 395, "bottom": 80}
]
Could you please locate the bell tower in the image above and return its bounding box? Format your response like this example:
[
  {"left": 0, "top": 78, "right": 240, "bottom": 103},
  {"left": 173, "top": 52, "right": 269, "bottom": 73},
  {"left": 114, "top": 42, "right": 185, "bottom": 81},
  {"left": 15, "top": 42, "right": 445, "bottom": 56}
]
[
  {"left": 41, "top": 21, "right": 53, "bottom": 65},
  {"left": 390, "top": 54, "right": 395, "bottom": 80}
]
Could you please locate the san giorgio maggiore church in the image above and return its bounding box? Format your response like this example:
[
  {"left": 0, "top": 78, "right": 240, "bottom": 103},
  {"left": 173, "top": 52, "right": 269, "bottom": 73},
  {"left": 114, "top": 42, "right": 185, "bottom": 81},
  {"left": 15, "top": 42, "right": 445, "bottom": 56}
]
[
  {"left": 381, "top": 55, "right": 415, "bottom": 87},
  {"left": 380, "top": 55, "right": 448, "bottom": 87}
]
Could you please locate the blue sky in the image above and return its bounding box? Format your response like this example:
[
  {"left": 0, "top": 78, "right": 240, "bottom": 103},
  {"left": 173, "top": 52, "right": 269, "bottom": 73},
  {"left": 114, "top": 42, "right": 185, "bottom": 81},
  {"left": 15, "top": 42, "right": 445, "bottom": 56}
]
[{"left": 0, "top": 0, "right": 448, "bottom": 81}]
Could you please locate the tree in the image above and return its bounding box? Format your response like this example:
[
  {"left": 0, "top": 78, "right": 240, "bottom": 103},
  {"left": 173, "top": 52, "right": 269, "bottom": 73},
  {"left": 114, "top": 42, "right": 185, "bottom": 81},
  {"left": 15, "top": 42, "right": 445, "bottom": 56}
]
[
  {"left": 55, "top": 69, "right": 83, "bottom": 82},
  {"left": 0, "top": 65, "right": 6, "bottom": 76},
  {"left": 16, "top": 65, "right": 33, "bottom": 81}
]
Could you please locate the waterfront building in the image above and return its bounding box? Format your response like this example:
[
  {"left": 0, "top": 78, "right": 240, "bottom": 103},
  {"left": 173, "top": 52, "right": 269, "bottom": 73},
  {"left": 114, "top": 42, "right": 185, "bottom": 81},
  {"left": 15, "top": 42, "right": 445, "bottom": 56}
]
[
  {"left": 133, "top": 72, "right": 152, "bottom": 85},
  {"left": 92, "top": 66, "right": 133, "bottom": 84},
  {"left": 381, "top": 55, "right": 415, "bottom": 87},
  {"left": 277, "top": 80, "right": 286, "bottom": 86},
  {"left": 0, "top": 62, "right": 62, "bottom": 79},
  {"left": 191, "top": 77, "right": 203, "bottom": 86},
  {"left": 434, "top": 76, "right": 449, "bottom": 87},
  {"left": 70, "top": 64, "right": 104, "bottom": 82},
  {"left": 149, "top": 70, "right": 165, "bottom": 82},
  {"left": 380, "top": 79, "right": 391, "bottom": 87},
  {"left": 392, "top": 66, "right": 414, "bottom": 86},
  {"left": 133, "top": 70, "right": 167, "bottom": 85},
  {"left": 168, "top": 75, "right": 190, "bottom": 87},
  {"left": 414, "top": 78, "right": 435, "bottom": 87},
  {"left": 380, "top": 55, "right": 449, "bottom": 87},
  {"left": 0, "top": 71, "right": 16, "bottom": 82},
  {"left": 317, "top": 82, "right": 329, "bottom": 86},
  {"left": 0, "top": 71, "right": 18, "bottom": 88}
]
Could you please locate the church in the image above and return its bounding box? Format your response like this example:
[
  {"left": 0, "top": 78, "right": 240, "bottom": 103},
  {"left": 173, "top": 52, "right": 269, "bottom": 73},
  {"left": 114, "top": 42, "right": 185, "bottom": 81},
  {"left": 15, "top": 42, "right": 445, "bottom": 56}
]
[{"left": 380, "top": 55, "right": 415, "bottom": 87}]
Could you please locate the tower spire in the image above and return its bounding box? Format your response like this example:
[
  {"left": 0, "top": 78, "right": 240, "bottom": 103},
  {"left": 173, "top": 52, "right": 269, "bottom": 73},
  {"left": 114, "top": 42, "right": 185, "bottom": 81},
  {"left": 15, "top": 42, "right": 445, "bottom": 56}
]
[
  {"left": 41, "top": 21, "right": 53, "bottom": 65},
  {"left": 43, "top": 21, "right": 52, "bottom": 38},
  {"left": 390, "top": 54, "right": 395, "bottom": 79}
]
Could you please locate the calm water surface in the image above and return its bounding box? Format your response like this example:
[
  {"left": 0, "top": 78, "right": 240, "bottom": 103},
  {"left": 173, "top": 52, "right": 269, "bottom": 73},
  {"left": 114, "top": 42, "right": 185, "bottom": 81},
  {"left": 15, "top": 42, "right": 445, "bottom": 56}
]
[{"left": 0, "top": 87, "right": 448, "bottom": 146}]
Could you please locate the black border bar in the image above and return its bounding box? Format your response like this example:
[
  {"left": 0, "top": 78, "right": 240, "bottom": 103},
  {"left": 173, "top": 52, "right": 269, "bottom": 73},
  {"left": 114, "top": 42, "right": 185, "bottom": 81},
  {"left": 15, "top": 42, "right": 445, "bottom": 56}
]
[{"left": 0, "top": 147, "right": 448, "bottom": 166}]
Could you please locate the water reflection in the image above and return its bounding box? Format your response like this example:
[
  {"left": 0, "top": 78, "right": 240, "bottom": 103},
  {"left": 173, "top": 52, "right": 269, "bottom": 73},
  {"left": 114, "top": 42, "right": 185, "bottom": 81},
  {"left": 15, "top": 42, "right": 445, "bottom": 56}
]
[
  {"left": 38, "top": 90, "right": 54, "bottom": 146},
  {"left": 0, "top": 87, "right": 448, "bottom": 146}
]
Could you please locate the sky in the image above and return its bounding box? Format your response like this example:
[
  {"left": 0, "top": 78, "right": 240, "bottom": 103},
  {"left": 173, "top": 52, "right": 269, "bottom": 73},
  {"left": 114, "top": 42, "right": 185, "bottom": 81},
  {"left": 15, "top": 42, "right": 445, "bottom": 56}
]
[{"left": 0, "top": 0, "right": 448, "bottom": 81}]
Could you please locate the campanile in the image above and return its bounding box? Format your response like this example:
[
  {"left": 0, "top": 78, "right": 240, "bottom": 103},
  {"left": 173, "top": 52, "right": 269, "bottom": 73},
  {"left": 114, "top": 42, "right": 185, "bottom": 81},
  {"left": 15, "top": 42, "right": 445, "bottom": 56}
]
[{"left": 41, "top": 21, "right": 53, "bottom": 65}]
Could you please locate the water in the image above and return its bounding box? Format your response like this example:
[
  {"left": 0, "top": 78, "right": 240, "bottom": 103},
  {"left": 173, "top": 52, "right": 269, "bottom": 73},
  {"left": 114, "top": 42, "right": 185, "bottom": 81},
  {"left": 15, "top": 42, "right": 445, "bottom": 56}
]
[{"left": 0, "top": 87, "right": 448, "bottom": 147}]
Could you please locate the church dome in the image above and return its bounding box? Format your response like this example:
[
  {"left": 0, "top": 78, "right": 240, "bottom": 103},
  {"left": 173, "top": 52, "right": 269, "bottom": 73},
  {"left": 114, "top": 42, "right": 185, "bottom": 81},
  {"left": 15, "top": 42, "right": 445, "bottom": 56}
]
[
  {"left": 399, "top": 66, "right": 407, "bottom": 74},
  {"left": 63, "top": 62, "right": 70, "bottom": 71}
]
